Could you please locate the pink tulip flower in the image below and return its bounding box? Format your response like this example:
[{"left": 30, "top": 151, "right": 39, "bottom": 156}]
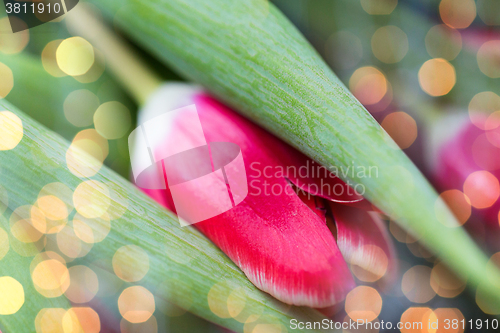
[
  {"left": 433, "top": 114, "right": 500, "bottom": 229},
  {"left": 132, "top": 84, "right": 397, "bottom": 308}
]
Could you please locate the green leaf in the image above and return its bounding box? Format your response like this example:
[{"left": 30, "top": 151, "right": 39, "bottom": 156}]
[
  {"left": 0, "top": 99, "right": 332, "bottom": 332},
  {"left": 87, "top": 0, "right": 500, "bottom": 304}
]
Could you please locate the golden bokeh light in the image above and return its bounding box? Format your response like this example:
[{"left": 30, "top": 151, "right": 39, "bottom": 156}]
[
  {"left": 32, "top": 258, "right": 70, "bottom": 298},
  {"left": 436, "top": 190, "right": 471, "bottom": 226},
  {"left": 469, "top": 91, "right": 500, "bottom": 130},
  {"left": 418, "top": 58, "right": 456, "bottom": 96},
  {"left": 35, "top": 308, "right": 66, "bottom": 333},
  {"left": 63, "top": 307, "right": 101, "bottom": 333},
  {"left": 74, "top": 49, "right": 106, "bottom": 84},
  {"left": 113, "top": 245, "right": 150, "bottom": 282},
  {"left": 9, "top": 205, "right": 45, "bottom": 242},
  {"left": 64, "top": 265, "right": 99, "bottom": 303},
  {"left": 431, "top": 262, "right": 466, "bottom": 298},
  {"left": 350, "top": 244, "right": 389, "bottom": 283},
  {"left": 37, "top": 195, "right": 69, "bottom": 221},
  {"left": 93, "top": 101, "right": 131, "bottom": 140},
  {"left": 360, "top": 0, "right": 398, "bottom": 15},
  {"left": 0, "top": 276, "right": 24, "bottom": 315},
  {"left": 118, "top": 286, "right": 156, "bottom": 323},
  {"left": 349, "top": 66, "right": 388, "bottom": 105},
  {"left": 64, "top": 90, "right": 100, "bottom": 128},
  {"left": 56, "top": 37, "right": 95, "bottom": 76},
  {"left": 439, "top": 0, "right": 477, "bottom": 29},
  {"left": 73, "top": 180, "right": 111, "bottom": 218},
  {"left": 434, "top": 308, "right": 464, "bottom": 333},
  {"left": 463, "top": 170, "right": 500, "bottom": 209},
  {"left": 425, "top": 24, "right": 462, "bottom": 60},
  {"left": 57, "top": 225, "right": 92, "bottom": 259},
  {"left": 477, "top": 40, "right": 500, "bottom": 78},
  {"left": 67, "top": 138, "right": 106, "bottom": 178},
  {"left": 402, "top": 265, "right": 436, "bottom": 303},
  {"left": 9, "top": 229, "right": 46, "bottom": 257},
  {"left": 41, "top": 40, "right": 67, "bottom": 77},
  {"left": 0, "top": 17, "right": 29, "bottom": 54},
  {"left": 10, "top": 218, "right": 44, "bottom": 243},
  {"left": 73, "top": 213, "right": 111, "bottom": 244},
  {"left": 400, "top": 307, "right": 433, "bottom": 333},
  {"left": 0, "top": 110, "right": 23, "bottom": 150},
  {"left": 345, "top": 286, "right": 382, "bottom": 322},
  {"left": 381, "top": 111, "right": 417, "bottom": 149},
  {"left": 371, "top": 26, "right": 408, "bottom": 64},
  {"left": 207, "top": 281, "right": 234, "bottom": 319},
  {"left": 0, "top": 227, "right": 9, "bottom": 260},
  {"left": 120, "top": 315, "right": 158, "bottom": 333},
  {"left": 0, "top": 63, "right": 13, "bottom": 99}
]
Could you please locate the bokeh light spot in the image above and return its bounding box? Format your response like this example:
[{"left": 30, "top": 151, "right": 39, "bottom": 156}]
[
  {"left": 345, "top": 286, "right": 382, "bottom": 322},
  {"left": 37, "top": 195, "right": 68, "bottom": 221},
  {"left": 371, "top": 25, "right": 408, "bottom": 63},
  {"left": 418, "top": 58, "right": 456, "bottom": 96},
  {"left": 402, "top": 265, "right": 436, "bottom": 303},
  {"left": 42, "top": 40, "right": 67, "bottom": 77},
  {"left": 425, "top": 24, "right": 462, "bottom": 60},
  {"left": 73, "top": 180, "right": 110, "bottom": 218},
  {"left": 381, "top": 111, "right": 417, "bottom": 149},
  {"left": 0, "top": 111, "right": 23, "bottom": 150},
  {"left": 360, "top": 0, "right": 398, "bottom": 15},
  {"left": 94, "top": 101, "right": 131, "bottom": 140},
  {"left": 400, "top": 307, "right": 433, "bottom": 333},
  {"left": 469, "top": 91, "right": 500, "bottom": 130},
  {"left": 63, "top": 307, "right": 101, "bottom": 333},
  {"left": 56, "top": 37, "right": 95, "bottom": 76},
  {"left": 0, "top": 17, "right": 29, "bottom": 54},
  {"left": 32, "top": 259, "right": 70, "bottom": 297},
  {"left": 439, "top": 0, "right": 476, "bottom": 29},
  {"left": 350, "top": 244, "right": 389, "bottom": 283},
  {"left": 0, "top": 276, "right": 24, "bottom": 314},
  {"left": 349, "top": 66, "right": 388, "bottom": 105},
  {"left": 118, "top": 286, "right": 155, "bottom": 323},
  {"left": 436, "top": 190, "right": 471, "bottom": 226},
  {"left": 0, "top": 63, "right": 13, "bottom": 99},
  {"left": 73, "top": 213, "right": 111, "bottom": 244},
  {"left": 431, "top": 262, "right": 466, "bottom": 298},
  {"left": 477, "top": 40, "right": 500, "bottom": 78},
  {"left": 35, "top": 308, "right": 66, "bottom": 333},
  {"left": 64, "top": 90, "right": 100, "bottom": 128},
  {"left": 64, "top": 265, "right": 99, "bottom": 304},
  {"left": 113, "top": 245, "right": 150, "bottom": 282},
  {"left": 463, "top": 170, "right": 500, "bottom": 209}
]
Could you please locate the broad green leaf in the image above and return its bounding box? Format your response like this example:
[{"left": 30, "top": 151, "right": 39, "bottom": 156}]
[
  {"left": 87, "top": 0, "right": 500, "bottom": 304},
  {"left": 0, "top": 100, "right": 332, "bottom": 332}
]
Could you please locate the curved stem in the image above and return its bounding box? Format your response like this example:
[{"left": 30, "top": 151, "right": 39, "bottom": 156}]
[{"left": 65, "top": 5, "right": 162, "bottom": 106}]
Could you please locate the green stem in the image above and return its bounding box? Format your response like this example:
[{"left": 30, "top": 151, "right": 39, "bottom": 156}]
[{"left": 65, "top": 6, "right": 162, "bottom": 105}]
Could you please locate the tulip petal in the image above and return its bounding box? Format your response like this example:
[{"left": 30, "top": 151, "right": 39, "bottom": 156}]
[
  {"left": 329, "top": 202, "right": 397, "bottom": 286},
  {"left": 134, "top": 85, "right": 359, "bottom": 307}
]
